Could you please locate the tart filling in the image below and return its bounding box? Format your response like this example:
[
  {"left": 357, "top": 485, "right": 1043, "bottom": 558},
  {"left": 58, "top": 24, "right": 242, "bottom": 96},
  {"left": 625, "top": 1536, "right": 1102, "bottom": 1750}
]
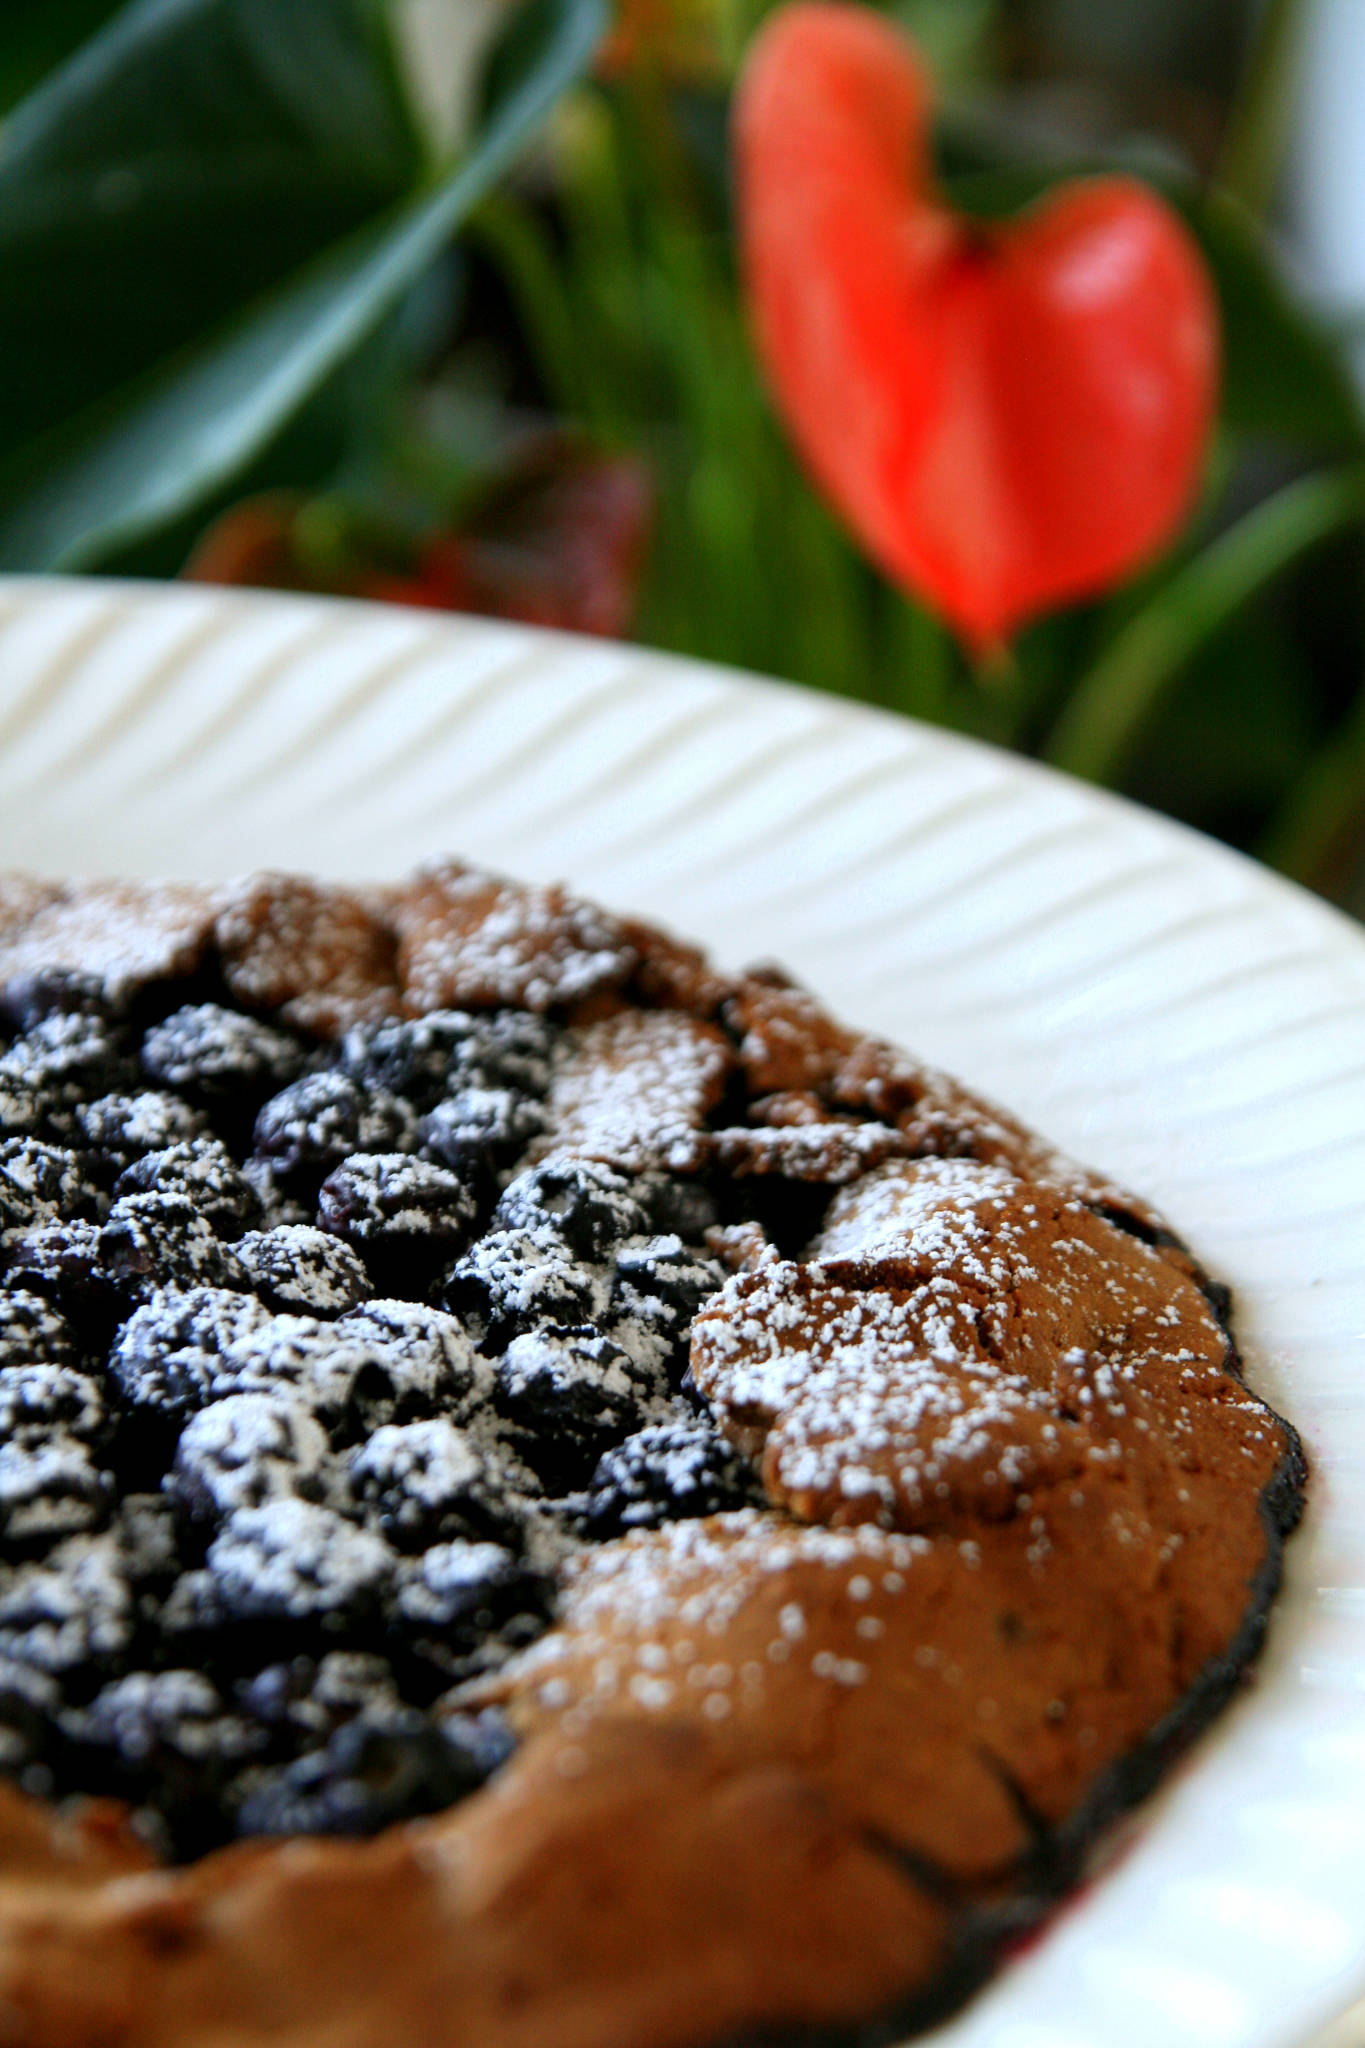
[{"left": 0, "top": 863, "right": 1304, "bottom": 2048}]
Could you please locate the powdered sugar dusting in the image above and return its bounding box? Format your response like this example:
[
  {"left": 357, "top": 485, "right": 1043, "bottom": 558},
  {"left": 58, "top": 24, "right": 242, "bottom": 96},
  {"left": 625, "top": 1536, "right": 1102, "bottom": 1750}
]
[
  {"left": 395, "top": 863, "right": 636, "bottom": 1014},
  {"left": 0, "top": 880, "right": 220, "bottom": 1012},
  {"left": 535, "top": 1011, "right": 732, "bottom": 1173}
]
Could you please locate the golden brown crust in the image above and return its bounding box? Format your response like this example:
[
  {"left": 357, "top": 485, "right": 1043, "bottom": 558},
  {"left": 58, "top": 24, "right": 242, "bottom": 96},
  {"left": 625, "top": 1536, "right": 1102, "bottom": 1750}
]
[
  {"left": 0, "top": 880, "right": 220, "bottom": 1015},
  {"left": 0, "top": 877, "right": 67, "bottom": 953},
  {"left": 620, "top": 919, "right": 733, "bottom": 1019},
  {"left": 723, "top": 975, "right": 862, "bottom": 1097},
  {"left": 0, "top": 1720, "right": 949, "bottom": 2048},
  {"left": 532, "top": 1011, "right": 734, "bottom": 1174},
  {"left": 393, "top": 860, "right": 638, "bottom": 1016},
  {"left": 214, "top": 874, "right": 402, "bottom": 1034},
  {"left": 692, "top": 1158, "right": 1272, "bottom": 1537},
  {"left": 709, "top": 1119, "right": 912, "bottom": 1182}
]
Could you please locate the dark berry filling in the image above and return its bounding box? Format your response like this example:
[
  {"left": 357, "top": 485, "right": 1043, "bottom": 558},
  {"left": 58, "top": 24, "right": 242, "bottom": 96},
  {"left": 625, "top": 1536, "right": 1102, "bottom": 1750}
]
[{"left": 0, "top": 991, "right": 764, "bottom": 1860}]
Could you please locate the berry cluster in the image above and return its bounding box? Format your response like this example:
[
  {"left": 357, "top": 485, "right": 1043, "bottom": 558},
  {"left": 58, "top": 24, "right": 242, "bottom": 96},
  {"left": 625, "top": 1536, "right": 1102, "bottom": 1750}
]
[{"left": 0, "top": 988, "right": 760, "bottom": 1859}]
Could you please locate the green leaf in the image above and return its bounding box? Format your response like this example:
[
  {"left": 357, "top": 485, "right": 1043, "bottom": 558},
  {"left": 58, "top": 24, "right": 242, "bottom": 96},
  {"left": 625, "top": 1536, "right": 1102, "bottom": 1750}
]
[
  {"left": 0, "top": 0, "right": 425, "bottom": 460},
  {"left": 1189, "top": 188, "right": 1365, "bottom": 452},
  {"left": 1261, "top": 681, "right": 1365, "bottom": 891},
  {"left": 1215, "top": 0, "right": 1305, "bottom": 219},
  {"left": 0, "top": 0, "right": 606, "bottom": 571},
  {"left": 1123, "top": 609, "right": 1318, "bottom": 833},
  {"left": 1044, "top": 465, "right": 1365, "bottom": 786},
  {"left": 0, "top": 0, "right": 127, "bottom": 117}
]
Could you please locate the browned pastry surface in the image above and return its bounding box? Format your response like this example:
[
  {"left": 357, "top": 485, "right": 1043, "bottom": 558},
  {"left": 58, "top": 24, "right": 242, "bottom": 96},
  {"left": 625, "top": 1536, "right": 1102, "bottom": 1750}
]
[
  {"left": 0, "top": 881, "right": 219, "bottom": 1017},
  {"left": 0, "top": 862, "right": 1303, "bottom": 2048},
  {"left": 393, "top": 859, "right": 637, "bottom": 1015},
  {"left": 532, "top": 1010, "right": 733, "bottom": 1174},
  {"left": 215, "top": 874, "right": 403, "bottom": 1035}
]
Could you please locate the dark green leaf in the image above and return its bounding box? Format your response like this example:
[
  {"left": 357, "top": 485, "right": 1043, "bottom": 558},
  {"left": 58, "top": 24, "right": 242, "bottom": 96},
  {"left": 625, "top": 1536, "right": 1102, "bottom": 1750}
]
[
  {"left": 1188, "top": 188, "right": 1365, "bottom": 451},
  {"left": 0, "top": 0, "right": 606, "bottom": 571},
  {"left": 1123, "top": 610, "right": 1317, "bottom": 835},
  {"left": 0, "top": 0, "right": 425, "bottom": 458},
  {"left": 1045, "top": 465, "right": 1365, "bottom": 785},
  {"left": 0, "top": 0, "right": 126, "bottom": 117}
]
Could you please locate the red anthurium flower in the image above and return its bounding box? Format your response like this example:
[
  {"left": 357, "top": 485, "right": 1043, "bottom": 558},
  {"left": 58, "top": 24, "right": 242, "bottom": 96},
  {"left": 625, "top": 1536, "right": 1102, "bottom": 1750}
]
[{"left": 735, "top": 2, "right": 1219, "bottom": 652}]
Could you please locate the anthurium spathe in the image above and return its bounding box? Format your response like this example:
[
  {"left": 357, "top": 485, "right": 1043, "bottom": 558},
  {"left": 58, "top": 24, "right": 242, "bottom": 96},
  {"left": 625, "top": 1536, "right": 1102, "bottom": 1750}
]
[{"left": 735, "top": 2, "right": 1220, "bottom": 653}]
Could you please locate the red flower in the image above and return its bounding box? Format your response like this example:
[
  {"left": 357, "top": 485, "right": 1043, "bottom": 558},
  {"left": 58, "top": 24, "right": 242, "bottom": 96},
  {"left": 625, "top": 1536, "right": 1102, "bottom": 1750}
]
[{"left": 735, "top": 3, "right": 1219, "bottom": 653}]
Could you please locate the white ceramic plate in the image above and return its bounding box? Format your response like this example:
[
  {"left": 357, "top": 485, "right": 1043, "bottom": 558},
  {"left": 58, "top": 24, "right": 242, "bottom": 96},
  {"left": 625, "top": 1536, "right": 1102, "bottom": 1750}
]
[{"left": 2, "top": 574, "right": 1363, "bottom": 2048}]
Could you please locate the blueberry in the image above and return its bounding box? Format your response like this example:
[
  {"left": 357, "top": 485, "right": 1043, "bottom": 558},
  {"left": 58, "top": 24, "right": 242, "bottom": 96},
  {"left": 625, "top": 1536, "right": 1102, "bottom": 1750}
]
[
  {"left": 308, "top": 1649, "right": 402, "bottom": 1721},
  {"left": 235, "top": 1651, "right": 400, "bottom": 1746},
  {"left": 393, "top": 1539, "right": 550, "bottom": 1638},
  {"left": 0, "top": 1138, "right": 100, "bottom": 1239},
  {"left": 334, "top": 1301, "right": 491, "bottom": 1431},
  {"left": 317, "top": 1153, "right": 478, "bottom": 1285},
  {"left": 336, "top": 1012, "right": 478, "bottom": 1110},
  {"left": 141, "top": 1005, "right": 305, "bottom": 1102},
  {"left": 108, "top": 1287, "right": 273, "bottom": 1418},
  {"left": 419, "top": 1087, "right": 546, "bottom": 1172},
  {"left": 0, "top": 1289, "right": 78, "bottom": 1371},
  {"left": 235, "top": 1225, "right": 371, "bottom": 1317},
  {"left": 3, "top": 970, "right": 114, "bottom": 1031},
  {"left": 76, "top": 1091, "right": 208, "bottom": 1178},
  {"left": 154, "top": 1568, "right": 226, "bottom": 1648},
  {"left": 98, "top": 1193, "right": 244, "bottom": 1302},
  {"left": 0, "top": 1362, "right": 104, "bottom": 1445},
  {"left": 457, "top": 1012, "right": 556, "bottom": 1096},
  {"left": 112, "top": 1494, "right": 181, "bottom": 1589},
  {"left": 115, "top": 1138, "right": 261, "bottom": 1236},
  {"left": 612, "top": 1236, "right": 727, "bottom": 1360},
  {"left": 0, "top": 1437, "right": 111, "bottom": 1548},
  {"left": 0, "top": 1014, "right": 133, "bottom": 1137},
  {"left": 347, "top": 1421, "right": 510, "bottom": 1552},
  {"left": 635, "top": 1173, "right": 721, "bottom": 1241},
  {"left": 443, "top": 1228, "right": 610, "bottom": 1340},
  {"left": 214, "top": 1313, "right": 374, "bottom": 1422},
  {"left": 253, "top": 1074, "right": 416, "bottom": 1182},
  {"left": 206, "top": 1501, "right": 395, "bottom": 1627},
  {"left": 0, "top": 1068, "right": 44, "bottom": 1140},
  {"left": 169, "top": 1396, "right": 333, "bottom": 1522},
  {"left": 238, "top": 1157, "right": 311, "bottom": 1230},
  {"left": 583, "top": 1417, "right": 759, "bottom": 1535},
  {"left": 5, "top": 1220, "right": 107, "bottom": 1319},
  {"left": 0, "top": 1533, "right": 133, "bottom": 1678},
  {"left": 493, "top": 1158, "right": 647, "bottom": 1262},
  {"left": 65, "top": 1667, "right": 263, "bottom": 1781},
  {"left": 234, "top": 1707, "right": 485, "bottom": 1839},
  {"left": 64, "top": 1669, "right": 266, "bottom": 1858},
  {"left": 433, "top": 1703, "right": 517, "bottom": 1783},
  {"left": 496, "top": 1327, "right": 655, "bottom": 1480}
]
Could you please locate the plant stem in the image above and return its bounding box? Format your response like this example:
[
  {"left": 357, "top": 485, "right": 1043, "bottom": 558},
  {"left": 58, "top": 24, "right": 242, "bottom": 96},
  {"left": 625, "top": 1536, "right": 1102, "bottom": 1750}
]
[
  {"left": 1260, "top": 681, "right": 1365, "bottom": 889},
  {"left": 469, "top": 193, "right": 584, "bottom": 417},
  {"left": 1044, "top": 466, "right": 1365, "bottom": 787},
  {"left": 1217, "top": 0, "right": 1308, "bottom": 217}
]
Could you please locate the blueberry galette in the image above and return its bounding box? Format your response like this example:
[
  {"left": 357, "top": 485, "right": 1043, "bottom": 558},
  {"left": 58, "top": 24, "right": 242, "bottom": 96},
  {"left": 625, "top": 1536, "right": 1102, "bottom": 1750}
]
[{"left": 0, "top": 863, "right": 1303, "bottom": 2048}]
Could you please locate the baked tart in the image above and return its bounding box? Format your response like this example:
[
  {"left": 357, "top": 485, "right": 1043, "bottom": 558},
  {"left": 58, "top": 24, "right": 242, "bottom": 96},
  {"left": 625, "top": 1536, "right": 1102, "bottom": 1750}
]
[{"left": 0, "top": 861, "right": 1304, "bottom": 2047}]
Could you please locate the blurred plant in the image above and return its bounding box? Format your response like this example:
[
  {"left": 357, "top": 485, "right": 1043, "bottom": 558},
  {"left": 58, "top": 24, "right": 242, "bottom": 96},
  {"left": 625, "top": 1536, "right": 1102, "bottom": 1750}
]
[
  {"left": 0, "top": 0, "right": 605, "bottom": 571},
  {"left": 473, "top": 0, "right": 1365, "bottom": 902},
  {"left": 3, "top": 0, "right": 1365, "bottom": 908},
  {"left": 184, "top": 432, "right": 652, "bottom": 636}
]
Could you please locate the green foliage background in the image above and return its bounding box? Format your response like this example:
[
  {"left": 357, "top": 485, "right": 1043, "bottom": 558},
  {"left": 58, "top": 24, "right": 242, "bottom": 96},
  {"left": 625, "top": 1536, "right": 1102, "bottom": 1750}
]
[{"left": 1, "top": 0, "right": 1364, "bottom": 908}]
